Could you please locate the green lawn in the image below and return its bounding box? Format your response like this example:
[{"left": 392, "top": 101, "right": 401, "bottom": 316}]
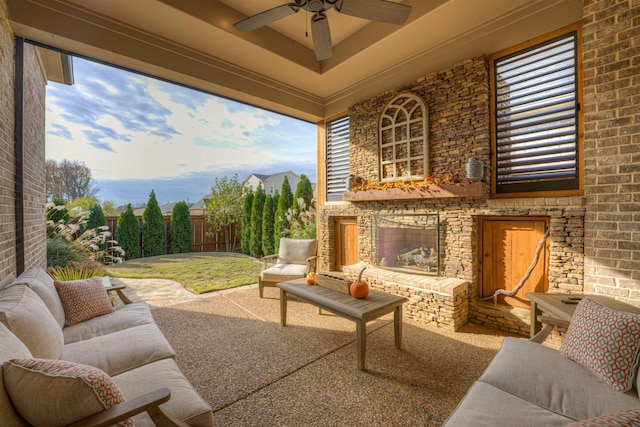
[{"left": 105, "top": 252, "right": 263, "bottom": 294}]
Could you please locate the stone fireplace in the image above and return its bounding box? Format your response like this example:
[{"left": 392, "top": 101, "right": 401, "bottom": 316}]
[{"left": 372, "top": 213, "right": 440, "bottom": 276}]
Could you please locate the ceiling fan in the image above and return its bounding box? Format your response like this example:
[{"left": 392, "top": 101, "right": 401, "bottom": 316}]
[{"left": 233, "top": 0, "right": 412, "bottom": 61}]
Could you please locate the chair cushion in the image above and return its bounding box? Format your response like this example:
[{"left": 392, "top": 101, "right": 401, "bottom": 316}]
[
  {"left": 0, "top": 322, "right": 32, "bottom": 427},
  {"left": 560, "top": 297, "right": 640, "bottom": 392},
  {"left": 3, "top": 358, "right": 133, "bottom": 427},
  {"left": 569, "top": 409, "right": 640, "bottom": 426},
  {"left": 277, "top": 238, "right": 317, "bottom": 265},
  {"left": 261, "top": 264, "right": 309, "bottom": 283},
  {"left": 0, "top": 285, "right": 64, "bottom": 359},
  {"left": 11, "top": 268, "right": 66, "bottom": 328},
  {"left": 54, "top": 277, "right": 115, "bottom": 325}
]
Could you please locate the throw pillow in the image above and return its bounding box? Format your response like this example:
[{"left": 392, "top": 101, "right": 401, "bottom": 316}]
[
  {"left": 559, "top": 297, "right": 640, "bottom": 391},
  {"left": 54, "top": 277, "right": 114, "bottom": 325},
  {"left": 3, "top": 358, "right": 134, "bottom": 426},
  {"left": 569, "top": 409, "right": 640, "bottom": 426}
]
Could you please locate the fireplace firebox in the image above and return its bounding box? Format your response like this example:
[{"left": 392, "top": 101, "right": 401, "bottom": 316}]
[{"left": 372, "top": 214, "right": 440, "bottom": 276}]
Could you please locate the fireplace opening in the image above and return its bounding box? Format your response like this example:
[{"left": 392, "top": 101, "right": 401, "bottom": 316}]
[{"left": 372, "top": 214, "right": 440, "bottom": 276}]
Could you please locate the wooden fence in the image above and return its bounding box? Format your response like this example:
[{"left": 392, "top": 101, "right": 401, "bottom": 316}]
[{"left": 105, "top": 215, "right": 240, "bottom": 254}]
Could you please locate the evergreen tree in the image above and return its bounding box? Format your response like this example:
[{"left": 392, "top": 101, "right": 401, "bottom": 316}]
[
  {"left": 46, "top": 197, "right": 70, "bottom": 225},
  {"left": 249, "top": 185, "right": 266, "bottom": 257},
  {"left": 274, "top": 176, "right": 293, "bottom": 252},
  {"left": 141, "top": 190, "right": 166, "bottom": 257},
  {"left": 116, "top": 204, "right": 141, "bottom": 260},
  {"left": 261, "top": 194, "right": 275, "bottom": 256},
  {"left": 241, "top": 190, "right": 254, "bottom": 255},
  {"left": 86, "top": 203, "right": 106, "bottom": 230},
  {"left": 294, "top": 174, "right": 314, "bottom": 211},
  {"left": 170, "top": 201, "right": 192, "bottom": 254}
]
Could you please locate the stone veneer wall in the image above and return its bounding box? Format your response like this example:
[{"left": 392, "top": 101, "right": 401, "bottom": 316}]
[
  {"left": 0, "top": 1, "right": 48, "bottom": 277},
  {"left": 320, "top": 56, "right": 586, "bottom": 335},
  {"left": 582, "top": 0, "right": 640, "bottom": 303}
]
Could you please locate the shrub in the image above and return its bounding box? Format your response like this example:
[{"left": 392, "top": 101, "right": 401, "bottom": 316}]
[
  {"left": 249, "top": 185, "right": 266, "bottom": 257},
  {"left": 241, "top": 191, "right": 254, "bottom": 255},
  {"left": 116, "top": 204, "right": 141, "bottom": 260},
  {"left": 48, "top": 260, "right": 109, "bottom": 281},
  {"left": 142, "top": 190, "right": 166, "bottom": 257},
  {"left": 46, "top": 197, "right": 70, "bottom": 225},
  {"left": 294, "top": 174, "right": 314, "bottom": 211},
  {"left": 86, "top": 203, "right": 106, "bottom": 230},
  {"left": 274, "top": 176, "right": 293, "bottom": 252},
  {"left": 170, "top": 201, "right": 192, "bottom": 254},
  {"left": 286, "top": 198, "right": 317, "bottom": 240}
]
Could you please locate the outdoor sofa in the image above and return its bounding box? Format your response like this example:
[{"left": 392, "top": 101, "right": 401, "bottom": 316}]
[
  {"left": 444, "top": 298, "right": 640, "bottom": 426},
  {"left": 0, "top": 267, "right": 213, "bottom": 426}
]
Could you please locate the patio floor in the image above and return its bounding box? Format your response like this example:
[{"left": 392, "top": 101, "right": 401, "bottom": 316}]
[{"left": 115, "top": 279, "right": 514, "bottom": 426}]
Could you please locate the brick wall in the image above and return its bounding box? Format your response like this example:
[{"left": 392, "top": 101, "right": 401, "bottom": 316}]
[
  {"left": 0, "top": 0, "right": 16, "bottom": 279},
  {"left": 582, "top": 0, "right": 640, "bottom": 303}
]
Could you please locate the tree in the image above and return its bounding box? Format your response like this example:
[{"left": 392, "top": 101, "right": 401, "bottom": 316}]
[
  {"left": 294, "top": 174, "right": 314, "bottom": 211},
  {"left": 67, "top": 196, "right": 100, "bottom": 215},
  {"left": 141, "top": 190, "right": 166, "bottom": 257},
  {"left": 170, "top": 201, "right": 192, "bottom": 254},
  {"left": 102, "top": 200, "right": 120, "bottom": 217},
  {"left": 116, "top": 204, "right": 141, "bottom": 260},
  {"left": 240, "top": 190, "right": 254, "bottom": 255},
  {"left": 46, "top": 159, "right": 98, "bottom": 202},
  {"left": 204, "top": 174, "right": 246, "bottom": 253},
  {"left": 86, "top": 203, "right": 106, "bottom": 230},
  {"left": 249, "top": 185, "right": 266, "bottom": 257},
  {"left": 274, "top": 176, "right": 293, "bottom": 252},
  {"left": 46, "top": 197, "right": 70, "bottom": 225},
  {"left": 261, "top": 194, "right": 275, "bottom": 256}
]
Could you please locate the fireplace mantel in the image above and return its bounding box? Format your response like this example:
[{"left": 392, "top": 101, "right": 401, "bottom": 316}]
[{"left": 342, "top": 182, "right": 487, "bottom": 202}]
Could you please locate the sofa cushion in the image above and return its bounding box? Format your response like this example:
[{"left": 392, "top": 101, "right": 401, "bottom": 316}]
[
  {"left": 479, "top": 338, "right": 640, "bottom": 421},
  {"left": 63, "top": 302, "right": 155, "bottom": 344},
  {"left": 3, "top": 358, "right": 133, "bottom": 427},
  {"left": 11, "top": 268, "right": 66, "bottom": 329},
  {"left": 560, "top": 297, "right": 640, "bottom": 392},
  {"left": 61, "top": 323, "right": 176, "bottom": 376},
  {"left": 443, "top": 380, "right": 574, "bottom": 427},
  {"left": 0, "top": 322, "right": 32, "bottom": 427},
  {"left": 261, "top": 264, "right": 309, "bottom": 282},
  {"left": 0, "top": 285, "right": 64, "bottom": 359},
  {"left": 569, "top": 409, "right": 640, "bottom": 426},
  {"left": 113, "top": 357, "right": 213, "bottom": 427},
  {"left": 277, "top": 238, "right": 316, "bottom": 265},
  {"left": 0, "top": 274, "right": 16, "bottom": 291},
  {"left": 54, "top": 276, "right": 115, "bottom": 325}
]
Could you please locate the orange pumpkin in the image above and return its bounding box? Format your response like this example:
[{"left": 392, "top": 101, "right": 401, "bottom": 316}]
[{"left": 350, "top": 267, "right": 369, "bottom": 299}]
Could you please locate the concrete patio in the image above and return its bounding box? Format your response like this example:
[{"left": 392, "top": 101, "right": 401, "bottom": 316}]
[{"left": 115, "top": 279, "right": 513, "bottom": 426}]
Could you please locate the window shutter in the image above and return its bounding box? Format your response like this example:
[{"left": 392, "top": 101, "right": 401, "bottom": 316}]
[
  {"left": 494, "top": 31, "right": 579, "bottom": 193},
  {"left": 326, "top": 115, "right": 350, "bottom": 202}
]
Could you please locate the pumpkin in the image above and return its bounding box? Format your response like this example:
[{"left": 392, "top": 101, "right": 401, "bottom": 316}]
[
  {"left": 306, "top": 272, "right": 317, "bottom": 285},
  {"left": 349, "top": 267, "right": 369, "bottom": 299}
]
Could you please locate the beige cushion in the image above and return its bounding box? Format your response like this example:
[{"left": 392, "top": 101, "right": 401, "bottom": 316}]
[
  {"left": 63, "top": 302, "right": 154, "bottom": 344},
  {"left": 0, "top": 274, "right": 16, "bottom": 291},
  {"left": 114, "top": 358, "right": 213, "bottom": 427},
  {"left": 61, "top": 323, "right": 176, "bottom": 376},
  {"left": 54, "top": 277, "right": 115, "bottom": 325},
  {"left": 261, "top": 264, "right": 309, "bottom": 283},
  {"left": 277, "top": 238, "right": 317, "bottom": 265},
  {"left": 0, "top": 322, "right": 32, "bottom": 427},
  {"left": 11, "top": 268, "right": 66, "bottom": 328},
  {"left": 3, "top": 358, "right": 133, "bottom": 427},
  {"left": 0, "top": 285, "right": 63, "bottom": 359}
]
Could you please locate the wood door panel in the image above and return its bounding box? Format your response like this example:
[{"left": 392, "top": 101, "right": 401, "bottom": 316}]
[
  {"left": 481, "top": 219, "right": 548, "bottom": 308},
  {"left": 335, "top": 218, "right": 358, "bottom": 271}
]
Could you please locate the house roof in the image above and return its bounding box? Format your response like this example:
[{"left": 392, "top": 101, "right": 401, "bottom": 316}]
[{"left": 7, "top": 0, "right": 582, "bottom": 122}]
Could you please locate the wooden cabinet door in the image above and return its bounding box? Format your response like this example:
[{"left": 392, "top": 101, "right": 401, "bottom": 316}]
[
  {"left": 480, "top": 218, "right": 549, "bottom": 308},
  {"left": 335, "top": 218, "right": 358, "bottom": 271}
]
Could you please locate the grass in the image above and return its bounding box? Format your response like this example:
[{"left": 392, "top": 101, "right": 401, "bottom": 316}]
[{"left": 104, "top": 252, "right": 263, "bottom": 294}]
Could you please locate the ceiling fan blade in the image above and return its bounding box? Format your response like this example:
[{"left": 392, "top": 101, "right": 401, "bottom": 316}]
[
  {"left": 337, "top": 0, "right": 411, "bottom": 25},
  {"left": 234, "top": 4, "right": 299, "bottom": 32},
  {"left": 311, "top": 13, "right": 332, "bottom": 61}
]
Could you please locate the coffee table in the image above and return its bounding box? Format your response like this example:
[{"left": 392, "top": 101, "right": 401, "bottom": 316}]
[{"left": 277, "top": 278, "right": 408, "bottom": 371}]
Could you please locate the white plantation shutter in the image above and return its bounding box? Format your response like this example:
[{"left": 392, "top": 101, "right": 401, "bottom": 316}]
[
  {"left": 494, "top": 31, "right": 580, "bottom": 193},
  {"left": 326, "top": 115, "right": 350, "bottom": 202}
]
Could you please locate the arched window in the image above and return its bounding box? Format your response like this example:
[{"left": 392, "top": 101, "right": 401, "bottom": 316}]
[{"left": 379, "top": 93, "right": 428, "bottom": 182}]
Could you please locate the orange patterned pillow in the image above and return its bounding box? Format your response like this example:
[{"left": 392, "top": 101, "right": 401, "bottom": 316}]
[
  {"left": 54, "top": 277, "right": 114, "bottom": 325},
  {"left": 4, "top": 358, "right": 134, "bottom": 426}
]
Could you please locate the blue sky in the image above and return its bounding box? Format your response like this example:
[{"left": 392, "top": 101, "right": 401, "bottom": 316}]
[{"left": 45, "top": 57, "right": 317, "bottom": 206}]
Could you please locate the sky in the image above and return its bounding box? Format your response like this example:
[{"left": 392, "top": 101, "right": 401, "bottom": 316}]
[{"left": 45, "top": 57, "right": 317, "bottom": 207}]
